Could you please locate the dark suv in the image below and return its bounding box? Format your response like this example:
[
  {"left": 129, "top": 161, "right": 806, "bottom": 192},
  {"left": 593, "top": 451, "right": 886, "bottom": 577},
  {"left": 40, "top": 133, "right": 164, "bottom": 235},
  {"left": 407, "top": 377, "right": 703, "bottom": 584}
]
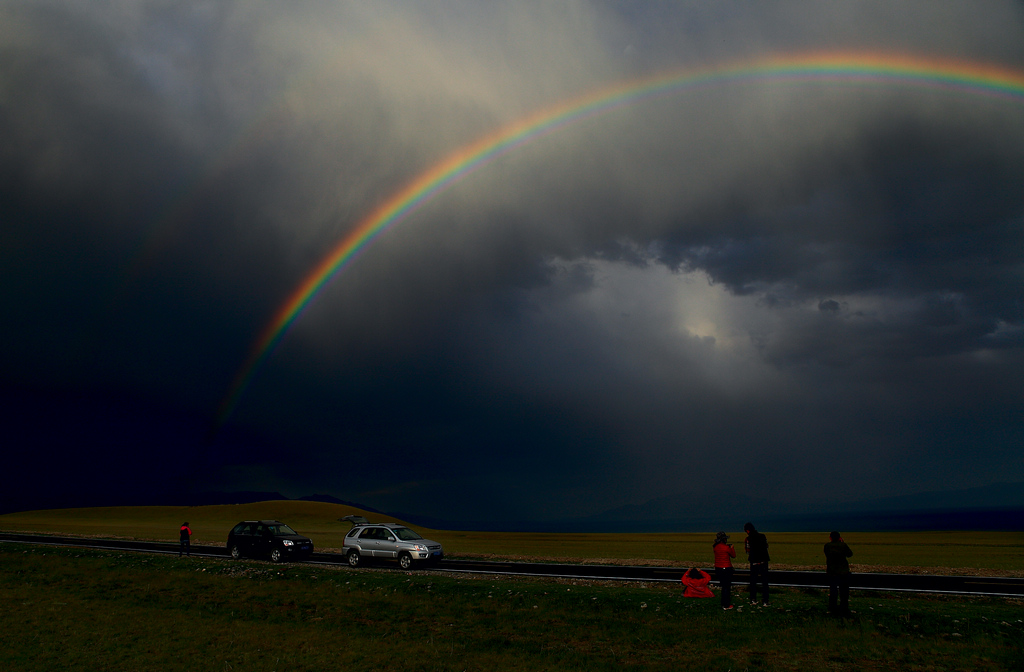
[
  {"left": 227, "top": 520, "right": 314, "bottom": 562},
  {"left": 343, "top": 520, "right": 443, "bottom": 570}
]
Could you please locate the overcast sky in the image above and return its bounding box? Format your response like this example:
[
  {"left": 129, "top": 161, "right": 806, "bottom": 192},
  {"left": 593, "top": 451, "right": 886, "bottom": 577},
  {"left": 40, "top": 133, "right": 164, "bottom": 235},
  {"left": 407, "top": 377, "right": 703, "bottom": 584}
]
[{"left": 2, "top": 0, "right": 1023, "bottom": 524}]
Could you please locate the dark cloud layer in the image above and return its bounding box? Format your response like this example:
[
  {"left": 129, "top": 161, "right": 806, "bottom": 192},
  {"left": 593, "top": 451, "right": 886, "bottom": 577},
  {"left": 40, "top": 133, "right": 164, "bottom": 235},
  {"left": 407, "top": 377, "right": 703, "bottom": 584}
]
[{"left": 2, "top": 1, "right": 1023, "bottom": 524}]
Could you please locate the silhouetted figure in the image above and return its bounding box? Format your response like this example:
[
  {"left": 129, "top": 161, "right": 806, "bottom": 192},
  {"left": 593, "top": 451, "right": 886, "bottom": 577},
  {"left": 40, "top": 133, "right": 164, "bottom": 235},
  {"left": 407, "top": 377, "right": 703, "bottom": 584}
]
[
  {"left": 681, "top": 567, "right": 714, "bottom": 598},
  {"left": 824, "top": 530, "right": 853, "bottom": 615},
  {"left": 713, "top": 531, "right": 736, "bottom": 610},
  {"left": 744, "top": 522, "right": 770, "bottom": 605},
  {"left": 179, "top": 522, "right": 192, "bottom": 557}
]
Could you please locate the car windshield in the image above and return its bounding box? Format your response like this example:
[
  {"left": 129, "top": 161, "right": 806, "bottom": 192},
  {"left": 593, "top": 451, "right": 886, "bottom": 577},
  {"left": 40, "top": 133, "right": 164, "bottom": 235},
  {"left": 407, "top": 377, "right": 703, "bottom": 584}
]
[
  {"left": 266, "top": 524, "right": 297, "bottom": 536},
  {"left": 393, "top": 527, "right": 422, "bottom": 541}
]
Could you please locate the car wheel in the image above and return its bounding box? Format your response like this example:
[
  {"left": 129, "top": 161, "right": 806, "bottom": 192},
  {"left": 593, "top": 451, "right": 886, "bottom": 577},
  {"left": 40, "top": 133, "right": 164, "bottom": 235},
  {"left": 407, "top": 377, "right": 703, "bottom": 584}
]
[
  {"left": 398, "top": 552, "right": 414, "bottom": 570},
  {"left": 270, "top": 548, "right": 282, "bottom": 563},
  {"left": 347, "top": 550, "right": 361, "bottom": 567},
  {"left": 230, "top": 545, "right": 241, "bottom": 560}
]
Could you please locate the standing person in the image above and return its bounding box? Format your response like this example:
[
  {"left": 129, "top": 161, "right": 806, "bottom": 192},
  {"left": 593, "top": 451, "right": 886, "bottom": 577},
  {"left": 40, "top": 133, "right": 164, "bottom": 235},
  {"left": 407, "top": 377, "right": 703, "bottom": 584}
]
[
  {"left": 744, "top": 522, "right": 770, "bottom": 606},
  {"left": 179, "top": 522, "right": 192, "bottom": 557},
  {"left": 713, "top": 531, "right": 736, "bottom": 610},
  {"left": 681, "top": 567, "right": 714, "bottom": 598},
  {"left": 824, "top": 531, "right": 853, "bottom": 615}
]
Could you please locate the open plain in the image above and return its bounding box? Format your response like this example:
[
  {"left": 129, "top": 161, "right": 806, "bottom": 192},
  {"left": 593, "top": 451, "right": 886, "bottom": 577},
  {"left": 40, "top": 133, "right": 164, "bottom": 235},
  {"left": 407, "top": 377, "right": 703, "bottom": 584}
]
[{"left": 2, "top": 500, "right": 1022, "bottom": 574}]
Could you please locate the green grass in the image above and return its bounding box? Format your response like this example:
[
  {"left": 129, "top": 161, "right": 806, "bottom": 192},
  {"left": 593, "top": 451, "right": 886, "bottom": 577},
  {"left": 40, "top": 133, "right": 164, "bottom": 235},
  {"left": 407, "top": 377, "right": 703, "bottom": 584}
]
[
  {"left": 2, "top": 542, "right": 1022, "bottom": 671},
  {"left": 3, "top": 501, "right": 1023, "bottom": 572}
]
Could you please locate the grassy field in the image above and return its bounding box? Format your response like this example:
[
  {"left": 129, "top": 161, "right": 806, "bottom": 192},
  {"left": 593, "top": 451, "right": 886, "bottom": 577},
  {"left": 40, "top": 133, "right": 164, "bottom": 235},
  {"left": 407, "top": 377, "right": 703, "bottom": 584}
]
[
  {"left": 2, "top": 542, "right": 1022, "bottom": 671},
  {"left": 2, "top": 501, "right": 1023, "bottom": 573}
]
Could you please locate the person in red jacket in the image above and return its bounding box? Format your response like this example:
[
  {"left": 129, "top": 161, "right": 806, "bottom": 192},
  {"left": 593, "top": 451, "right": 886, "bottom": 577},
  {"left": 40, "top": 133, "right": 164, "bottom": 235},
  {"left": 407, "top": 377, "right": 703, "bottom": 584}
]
[
  {"left": 179, "top": 522, "right": 192, "bottom": 557},
  {"left": 681, "top": 567, "right": 714, "bottom": 598},
  {"left": 713, "top": 531, "right": 737, "bottom": 610}
]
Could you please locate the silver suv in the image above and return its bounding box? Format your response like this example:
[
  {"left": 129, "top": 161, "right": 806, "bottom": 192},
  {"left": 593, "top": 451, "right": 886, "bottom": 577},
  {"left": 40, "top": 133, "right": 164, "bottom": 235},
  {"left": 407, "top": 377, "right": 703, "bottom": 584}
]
[{"left": 342, "top": 519, "right": 444, "bottom": 570}]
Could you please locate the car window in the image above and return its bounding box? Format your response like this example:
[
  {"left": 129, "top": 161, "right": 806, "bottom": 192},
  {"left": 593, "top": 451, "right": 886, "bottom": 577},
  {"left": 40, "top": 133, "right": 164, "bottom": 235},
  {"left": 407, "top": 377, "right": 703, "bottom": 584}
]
[
  {"left": 231, "top": 523, "right": 246, "bottom": 535},
  {"left": 382, "top": 531, "right": 396, "bottom": 541},
  {"left": 359, "top": 528, "right": 377, "bottom": 539},
  {"left": 255, "top": 524, "right": 266, "bottom": 536},
  {"left": 266, "top": 524, "right": 297, "bottom": 536},
  {"left": 394, "top": 528, "right": 422, "bottom": 541}
]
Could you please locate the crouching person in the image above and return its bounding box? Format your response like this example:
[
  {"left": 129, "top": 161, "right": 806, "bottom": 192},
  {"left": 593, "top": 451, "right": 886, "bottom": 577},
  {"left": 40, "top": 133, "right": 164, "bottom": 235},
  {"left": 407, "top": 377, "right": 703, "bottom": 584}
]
[{"left": 681, "top": 567, "right": 715, "bottom": 598}]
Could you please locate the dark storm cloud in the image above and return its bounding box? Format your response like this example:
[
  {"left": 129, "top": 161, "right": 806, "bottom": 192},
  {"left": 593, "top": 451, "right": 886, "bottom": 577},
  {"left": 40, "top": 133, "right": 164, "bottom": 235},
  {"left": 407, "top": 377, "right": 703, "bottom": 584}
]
[{"left": 2, "top": 0, "right": 1023, "bottom": 522}]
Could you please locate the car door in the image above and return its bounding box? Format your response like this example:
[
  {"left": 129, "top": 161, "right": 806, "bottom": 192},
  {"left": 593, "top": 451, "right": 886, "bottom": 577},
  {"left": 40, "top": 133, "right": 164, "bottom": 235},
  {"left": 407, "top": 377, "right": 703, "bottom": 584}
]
[
  {"left": 238, "top": 523, "right": 256, "bottom": 556},
  {"left": 254, "top": 523, "right": 272, "bottom": 557},
  {"left": 358, "top": 527, "right": 380, "bottom": 556},
  {"left": 377, "top": 529, "right": 398, "bottom": 559}
]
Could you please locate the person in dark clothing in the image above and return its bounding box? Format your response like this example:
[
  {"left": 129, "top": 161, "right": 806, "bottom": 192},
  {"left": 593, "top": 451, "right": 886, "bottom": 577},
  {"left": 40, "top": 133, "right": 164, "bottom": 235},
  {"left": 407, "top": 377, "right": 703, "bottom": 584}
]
[
  {"left": 744, "top": 522, "right": 770, "bottom": 605},
  {"left": 713, "top": 531, "right": 736, "bottom": 610},
  {"left": 824, "top": 531, "right": 853, "bottom": 615},
  {"left": 179, "top": 522, "right": 192, "bottom": 557}
]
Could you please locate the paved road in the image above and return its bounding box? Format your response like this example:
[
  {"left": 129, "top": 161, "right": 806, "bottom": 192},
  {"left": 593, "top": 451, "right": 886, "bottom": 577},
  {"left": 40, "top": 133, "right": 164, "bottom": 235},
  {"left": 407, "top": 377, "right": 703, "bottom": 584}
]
[{"left": 3, "top": 532, "right": 1021, "bottom": 597}]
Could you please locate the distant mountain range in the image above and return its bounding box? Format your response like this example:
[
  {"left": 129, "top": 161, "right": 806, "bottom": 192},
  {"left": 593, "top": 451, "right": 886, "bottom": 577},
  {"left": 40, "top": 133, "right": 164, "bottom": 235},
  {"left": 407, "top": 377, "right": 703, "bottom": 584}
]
[
  {"left": 2, "top": 484, "right": 1020, "bottom": 532},
  {"left": 0, "top": 491, "right": 379, "bottom": 515},
  {"left": 830, "top": 481, "right": 1024, "bottom": 513},
  {"left": 561, "top": 482, "right": 1024, "bottom": 533},
  {"left": 389, "top": 483, "right": 1024, "bottom": 532},
  {"left": 295, "top": 494, "right": 382, "bottom": 513}
]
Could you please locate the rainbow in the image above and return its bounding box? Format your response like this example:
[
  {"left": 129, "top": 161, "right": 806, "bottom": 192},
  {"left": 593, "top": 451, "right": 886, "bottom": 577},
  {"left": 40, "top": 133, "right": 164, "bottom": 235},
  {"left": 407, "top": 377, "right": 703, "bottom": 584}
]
[{"left": 214, "top": 51, "right": 1024, "bottom": 428}]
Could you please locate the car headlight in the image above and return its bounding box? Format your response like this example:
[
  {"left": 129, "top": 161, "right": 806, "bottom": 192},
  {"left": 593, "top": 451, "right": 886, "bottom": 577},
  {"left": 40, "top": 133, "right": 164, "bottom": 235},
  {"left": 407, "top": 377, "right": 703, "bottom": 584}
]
[
  {"left": 282, "top": 539, "right": 294, "bottom": 546},
  {"left": 413, "top": 544, "right": 426, "bottom": 551}
]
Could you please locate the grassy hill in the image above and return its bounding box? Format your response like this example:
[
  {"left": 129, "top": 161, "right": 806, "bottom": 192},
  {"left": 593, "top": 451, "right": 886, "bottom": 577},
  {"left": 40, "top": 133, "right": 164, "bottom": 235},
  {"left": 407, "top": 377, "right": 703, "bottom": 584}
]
[{"left": 0, "top": 500, "right": 395, "bottom": 551}]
